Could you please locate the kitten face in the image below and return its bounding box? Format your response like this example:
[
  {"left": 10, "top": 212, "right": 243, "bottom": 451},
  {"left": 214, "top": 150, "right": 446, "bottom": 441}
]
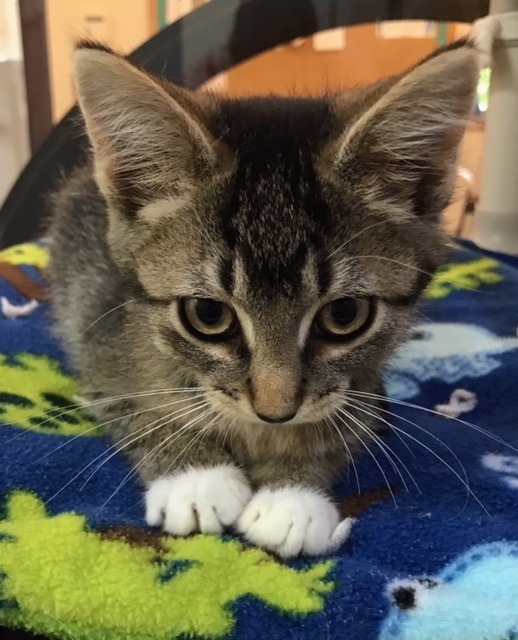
[
  {"left": 133, "top": 121, "right": 423, "bottom": 426},
  {"left": 72, "top": 41, "right": 479, "bottom": 427}
]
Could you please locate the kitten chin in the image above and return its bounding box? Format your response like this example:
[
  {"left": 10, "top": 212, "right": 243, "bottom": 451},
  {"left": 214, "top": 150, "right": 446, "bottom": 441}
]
[{"left": 48, "top": 34, "right": 483, "bottom": 556}]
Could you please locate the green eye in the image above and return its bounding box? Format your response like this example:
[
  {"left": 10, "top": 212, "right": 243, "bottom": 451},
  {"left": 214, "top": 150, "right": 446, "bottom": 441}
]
[
  {"left": 180, "top": 298, "right": 236, "bottom": 339},
  {"left": 314, "top": 297, "right": 372, "bottom": 339}
]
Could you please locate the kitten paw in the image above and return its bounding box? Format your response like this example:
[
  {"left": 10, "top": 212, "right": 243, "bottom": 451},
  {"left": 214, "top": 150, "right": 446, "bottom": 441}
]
[
  {"left": 145, "top": 465, "right": 252, "bottom": 535},
  {"left": 236, "top": 486, "right": 354, "bottom": 558}
]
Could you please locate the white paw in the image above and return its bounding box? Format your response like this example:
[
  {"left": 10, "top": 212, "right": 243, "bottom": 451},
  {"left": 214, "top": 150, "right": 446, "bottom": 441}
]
[
  {"left": 145, "top": 465, "right": 252, "bottom": 535},
  {"left": 237, "top": 486, "right": 354, "bottom": 558}
]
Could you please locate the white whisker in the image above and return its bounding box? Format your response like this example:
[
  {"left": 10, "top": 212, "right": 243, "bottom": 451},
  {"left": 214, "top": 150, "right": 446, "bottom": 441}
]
[
  {"left": 81, "top": 299, "right": 135, "bottom": 335},
  {"left": 97, "top": 408, "right": 214, "bottom": 511},
  {"left": 337, "top": 407, "right": 410, "bottom": 493},
  {"left": 335, "top": 254, "right": 434, "bottom": 278},
  {"left": 327, "top": 415, "right": 361, "bottom": 495},
  {"left": 6, "top": 387, "right": 207, "bottom": 443},
  {"left": 341, "top": 401, "right": 421, "bottom": 494},
  {"left": 80, "top": 401, "right": 210, "bottom": 490},
  {"left": 343, "top": 393, "right": 490, "bottom": 517},
  {"left": 35, "top": 395, "right": 205, "bottom": 463},
  {"left": 335, "top": 409, "right": 398, "bottom": 507},
  {"left": 347, "top": 390, "right": 518, "bottom": 454},
  {"left": 43, "top": 399, "right": 209, "bottom": 506}
]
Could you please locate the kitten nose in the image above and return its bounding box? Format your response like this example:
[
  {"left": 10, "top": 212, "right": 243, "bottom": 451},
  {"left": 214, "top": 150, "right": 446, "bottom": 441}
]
[
  {"left": 255, "top": 411, "right": 297, "bottom": 424},
  {"left": 249, "top": 365, "right": 302, "bottom": 423}
]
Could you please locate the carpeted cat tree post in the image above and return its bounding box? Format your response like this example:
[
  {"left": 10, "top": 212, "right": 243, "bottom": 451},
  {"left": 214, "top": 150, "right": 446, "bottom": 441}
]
[{"left": 473, "top": 0, "right": 518, "bottom": 255}]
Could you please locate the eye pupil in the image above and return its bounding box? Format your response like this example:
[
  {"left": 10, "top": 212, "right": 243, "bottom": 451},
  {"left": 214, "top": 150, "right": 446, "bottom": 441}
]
[
  {"left": 330, "top": 299, "right": 358, "bottom": 325},
  {"left": 180, "top": 297, "right": 237, "bottom": 340},
  {"left": 314, "top": 297, "right": 373, "bottom": 340},
  {"left": 195, "top": 299, "right": 223, "bottom": 325}
]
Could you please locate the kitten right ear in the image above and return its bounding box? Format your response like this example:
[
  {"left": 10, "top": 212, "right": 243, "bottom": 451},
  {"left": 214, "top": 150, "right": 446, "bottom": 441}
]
[
  {"left": 328, "top": 45, "right": 480, "bottom": 221},
  {"left": 73, "top": 43, "right": 226, "bottom": 218}
]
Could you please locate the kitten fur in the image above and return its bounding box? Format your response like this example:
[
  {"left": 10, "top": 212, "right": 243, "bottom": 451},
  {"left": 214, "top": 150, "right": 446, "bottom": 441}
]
[{"left": 48, "top": 38, "right": 481, "bottom": 556}]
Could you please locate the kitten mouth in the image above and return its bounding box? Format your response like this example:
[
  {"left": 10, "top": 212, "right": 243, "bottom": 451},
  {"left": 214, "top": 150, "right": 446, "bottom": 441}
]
[{"left": 209, "top": 385, "right": 349, "bottom": 427}]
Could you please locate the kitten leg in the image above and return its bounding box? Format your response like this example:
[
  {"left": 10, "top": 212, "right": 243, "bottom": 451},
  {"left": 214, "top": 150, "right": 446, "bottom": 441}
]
[
  {"left": 110, "top": 417, "right": 252, "bottom": 535},
  {"left": 236, "top": 456, "right": 353, "bottom": 558}
]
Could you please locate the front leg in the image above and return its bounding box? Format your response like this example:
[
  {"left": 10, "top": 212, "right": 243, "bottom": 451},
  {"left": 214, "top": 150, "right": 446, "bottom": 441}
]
[
  {"left": 237, "top": 453, "right": 354, "bottom": 558},
  {"left": 110, "top": 412, "right": 252, "bottom": 535}
]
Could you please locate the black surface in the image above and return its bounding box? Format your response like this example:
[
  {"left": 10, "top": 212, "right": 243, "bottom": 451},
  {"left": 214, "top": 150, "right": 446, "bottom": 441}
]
[
  {"left": 0, "top": 628, "right": 50, "bottom": 640},
  {"left": 0, "top": 0, "right": 489, "bottom": 249}
]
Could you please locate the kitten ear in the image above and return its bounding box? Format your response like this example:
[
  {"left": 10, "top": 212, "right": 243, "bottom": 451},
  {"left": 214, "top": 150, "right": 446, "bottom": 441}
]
[
  {"left": 73, "top": 44, "right": 226, "bottom": 218},
  {"left": 331, "top": 46, "right": 480, "bottom": 220}
]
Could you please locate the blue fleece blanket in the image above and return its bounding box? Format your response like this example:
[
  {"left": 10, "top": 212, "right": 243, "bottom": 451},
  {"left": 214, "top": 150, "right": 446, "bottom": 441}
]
[{"left": 0, "top": 240, "right": 517, "bottom": 640}]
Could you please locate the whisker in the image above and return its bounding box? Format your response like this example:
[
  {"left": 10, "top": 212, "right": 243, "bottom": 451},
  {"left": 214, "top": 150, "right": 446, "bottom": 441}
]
[
  {"left": 346, "top": 395, "right": 472, "bottom": 516},
  {"left": 80, "top": 401, "right": 210, "bottom": 490},
  {"left": 332, "top": 391, "right": 416, "bottom": 460},
  {"left": 214, "top": 410, "right": 233, "bottom": 451},
  {"left": 315, "top": 419, "right": 326, "bottom": 453},
  {"left": 337, "top": 407, "right": 410, "bottom": 493},
  {"left": 123, "top": 408, "right": 215, "bottom": 484},
  {"left": 163, "top": 413, "right": 219, "bottom": 475},
  {"left": 344, "top": 395, "right": 490, "bottom": 517},
  {"left": 340, "top": 401, "right": 421, "bottom": 494},
  {"left": 5, "top": 387, "right": 207, "bottom": 443},
  {"left": 334, "top": 255, "right": 434, "bottom": 278},
  {"left": 347, "top": 390, "right": 518, "bottom": 454},
  {"left": 335, "top": 409, "right": 398, "bottom": 507},
  {"left": 43, "top": 399, "right": 209, "bottom": 506},
  {"left": 327, "top": 415, "right": 361, "bottom": 495},
  {"left": 81, "top": 299, "right": 135, "bottom": 335},
  {"left": 34, "top": 395, "right": 205, "bottom": 463},
  {"left": 127, "top": 412, "right": 224, "bottom": 514},
  {"left": 326, "top": 217, "right": 403, "bottom": 260},
  {"left": 97, "top": 408, "right": 214, "bottom": 511},
  {"left": 336, "top": 391, "right": 475, "bottom": 509}
]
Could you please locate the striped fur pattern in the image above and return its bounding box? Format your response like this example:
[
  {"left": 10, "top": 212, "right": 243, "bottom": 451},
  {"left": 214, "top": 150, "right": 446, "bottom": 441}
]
[{"left": 48, "top": 38, "right": 481, "bottom": 552}]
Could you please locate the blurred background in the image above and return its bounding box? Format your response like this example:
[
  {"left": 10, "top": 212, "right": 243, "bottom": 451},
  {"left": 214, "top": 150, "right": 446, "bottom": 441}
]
[{"left": 0, "top": 0, "right": 488, "bottom": 239}]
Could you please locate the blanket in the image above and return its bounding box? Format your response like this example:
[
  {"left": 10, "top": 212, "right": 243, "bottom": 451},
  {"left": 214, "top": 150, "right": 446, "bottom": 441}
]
[{"left": 0, "top": 241, "right": 517, "bottom": 640}]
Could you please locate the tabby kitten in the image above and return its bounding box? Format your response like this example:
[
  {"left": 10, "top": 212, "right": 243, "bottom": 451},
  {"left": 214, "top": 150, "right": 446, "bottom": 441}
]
[{"left": 49, "top": 34, "right": 482, "bottom": 557}]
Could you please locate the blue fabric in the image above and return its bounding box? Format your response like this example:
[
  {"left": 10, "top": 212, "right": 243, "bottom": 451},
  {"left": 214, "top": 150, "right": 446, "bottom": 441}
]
[{"left": 1, "top": 242, "right": 517, "bottom": 640}]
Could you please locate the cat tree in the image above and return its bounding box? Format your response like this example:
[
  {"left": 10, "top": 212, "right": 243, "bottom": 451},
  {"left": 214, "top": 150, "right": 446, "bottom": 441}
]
[{"left": 473, "top": 0, "right": 518, "bottom": 254}]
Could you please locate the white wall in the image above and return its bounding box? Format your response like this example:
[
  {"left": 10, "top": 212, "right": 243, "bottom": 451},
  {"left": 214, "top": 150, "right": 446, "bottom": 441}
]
[{"left": 0, "top": 0, "right": 30, "bottom": 206}]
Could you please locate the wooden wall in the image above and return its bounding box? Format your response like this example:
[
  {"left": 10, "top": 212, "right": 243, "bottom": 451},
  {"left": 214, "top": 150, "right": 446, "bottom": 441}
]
[
  {"left": 44, "top": 0, "right": 157, "bottom": 122},
  {"left": 226, "top": 23, "right": 458, "bottom": 96}
]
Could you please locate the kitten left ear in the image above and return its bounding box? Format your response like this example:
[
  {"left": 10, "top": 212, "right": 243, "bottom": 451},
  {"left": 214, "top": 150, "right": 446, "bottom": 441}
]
[
  {"left": 73, "top": 44, "right": 228, "bottom": 219},
  {"left": 330, "top": 46, "right": 480, "bottom": 220}
]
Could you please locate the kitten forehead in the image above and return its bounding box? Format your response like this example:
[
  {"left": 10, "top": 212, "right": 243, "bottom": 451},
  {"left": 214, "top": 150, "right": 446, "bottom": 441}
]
[{"left": 213, "top": 98, "right": 335, "bottom": 298}]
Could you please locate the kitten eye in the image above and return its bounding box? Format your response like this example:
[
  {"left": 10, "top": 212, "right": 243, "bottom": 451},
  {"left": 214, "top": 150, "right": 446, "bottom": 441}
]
[
  {"left": 314, "top": 297, "right": 372, "bottom": 339},
  {"left": 180, "top": 298, "right": 236, "bottom": 339}
]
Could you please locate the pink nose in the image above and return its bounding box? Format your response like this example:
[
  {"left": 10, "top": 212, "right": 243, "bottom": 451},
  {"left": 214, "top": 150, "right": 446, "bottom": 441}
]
[{"left": 249, "top": 368, "right": 302, "bottom": 422}]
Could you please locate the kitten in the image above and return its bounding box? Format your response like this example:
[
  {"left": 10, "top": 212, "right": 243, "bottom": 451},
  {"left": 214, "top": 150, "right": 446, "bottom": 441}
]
[{"left": 48, "top": 36, "right": 481, "bottom": 558}]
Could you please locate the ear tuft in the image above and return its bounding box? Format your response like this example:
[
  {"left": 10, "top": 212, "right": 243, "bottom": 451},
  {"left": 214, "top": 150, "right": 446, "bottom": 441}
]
[{"left": 75, "top": 39, "right": 119, "bottom": 56}]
